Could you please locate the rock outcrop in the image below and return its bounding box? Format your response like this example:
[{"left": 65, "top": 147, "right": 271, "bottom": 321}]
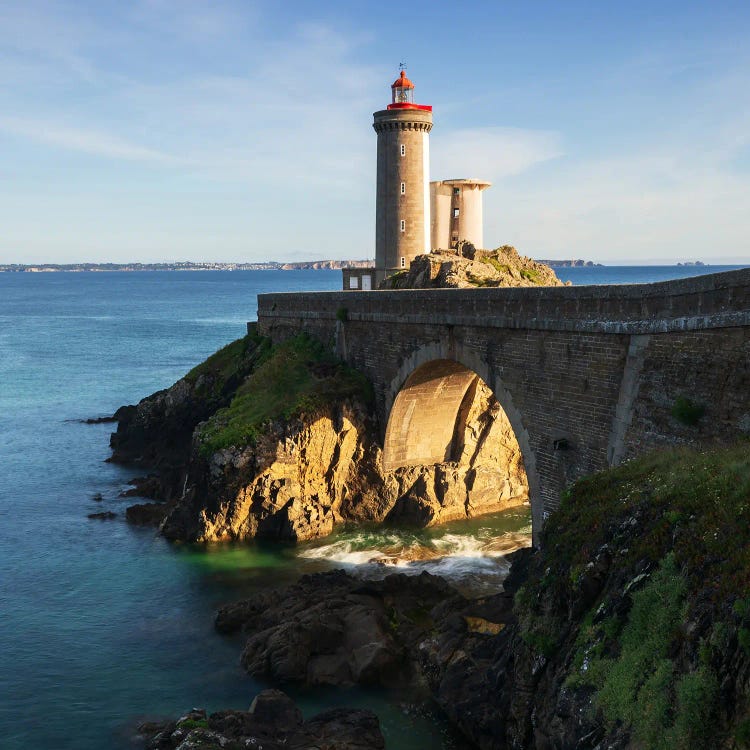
[
  {"left": 137, "top": 689, "right": 384, "bottom": 750},
  {"left": 380, "top": 245, "right": 566, "bottom": 289},
  {"left": 110, "top": 333, "right": 528, "bottom": 543},
  {"left": 201, "top": 445, "right": 750, "bottom": 749},
  {"left": 215, "top": 569, "right": 464, "bottom": 688}
]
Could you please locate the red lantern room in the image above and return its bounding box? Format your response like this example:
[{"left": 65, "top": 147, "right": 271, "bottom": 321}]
[
  {"left": 387, "top": 69, "right": 432, "bottom": 112},
  {"left": 391, "top": 70, "right": 414, "bottom": 104}
]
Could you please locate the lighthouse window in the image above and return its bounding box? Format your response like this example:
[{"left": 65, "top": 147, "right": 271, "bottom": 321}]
[
  {"left": 453, "top": 208, "right": 460, "bottom": 218},
  {"left": 400, "top": 144, "right": 405, "bottom": 157},
  {"left": 452, "top": 187, "right": 460, "bottom": 195},
  {"left": 400, "top": 220, "right": 405, "bottom": 232},
  {"left": 400, "top": 182, "right": 405, "bottom": 195},
  {"left": 401, "top": 257, "right": 406, "bottom": 268}
]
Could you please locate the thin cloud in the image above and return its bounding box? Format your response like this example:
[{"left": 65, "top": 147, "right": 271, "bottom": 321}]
[
  {"left": 0, "top": 116, "right": 181, "bottom": 164},
  {"left": 485, "top": 147, "right": 750, "bottom": 263},
  {"left": 431, "top": 127, "right": 564, "bottom": 182}
]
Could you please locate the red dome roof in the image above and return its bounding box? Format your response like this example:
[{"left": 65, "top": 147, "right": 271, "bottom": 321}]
[{"left": 391, "top": 70, "right": 414, "bottom": 89}]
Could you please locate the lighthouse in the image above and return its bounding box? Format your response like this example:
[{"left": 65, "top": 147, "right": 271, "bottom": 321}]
[{"left": 373, "top": 69, "right": 433, "bottom": 284}]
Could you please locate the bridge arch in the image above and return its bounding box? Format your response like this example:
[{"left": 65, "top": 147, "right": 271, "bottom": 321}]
[{"left": 383, "top": 342, "right": 543, "bottom": 543}]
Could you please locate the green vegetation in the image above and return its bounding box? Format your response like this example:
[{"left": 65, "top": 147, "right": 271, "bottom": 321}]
[
  {"left": 176, "top": 718, "right": 209, "bottom": 730},
  {"left": 184, "top": 331, "right": 271, "bottom": 400},
  {"left": 671, "top": 395, "right": 705, "bottom": 426},
  {"left": 584, "top": 554, "right": 718, "bottom": 749},
  {"left": 520, "top": 268, "right": 542, "bottom": 283},
  {"left": 336, "top": 306, "right": 349, "bottom": 322},
  {"left": 516, "top": 445, "right": 750, "bottom": 747},
  {"left": 466, "top": 271, "right": 498, "bottom": 288},
  {"left": 196, "top": 334, "right": 373, "bottom": 457},
  {"left": 538, "top": 445, "right": 750, "bottom": 598},
  {"left": 737, "top": 718, "right": 750, "bottom": 748},
  {"left": 479, "top": 256, "right": 511, "bottom": 275}
]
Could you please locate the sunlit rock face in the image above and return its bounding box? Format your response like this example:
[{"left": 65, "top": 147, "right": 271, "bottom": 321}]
[
  {"left": 384, "top": 377, "right": 529, "bottom": 527},
  {"left": 379, "top": 245, "right": 565, "bottom": 289},
  {"left": 162, "top": 401, "right": 391, "bottom": 543},
  {"left": 159, "top": 377, "right": 528, "bottom": 543},
  {"left": 112, "top": 335, "right": 529, "bottom": 544}
]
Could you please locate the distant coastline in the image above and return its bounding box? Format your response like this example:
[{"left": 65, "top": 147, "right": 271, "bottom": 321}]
[
  {"left": 0, "top": 259, "right": 720, "bottom": 272},
  {"left": 0, "top": 260, "right": 374, "bottom": 273},
  {"left": 535, "top": 259, "right": 603, "bottom": 267}
]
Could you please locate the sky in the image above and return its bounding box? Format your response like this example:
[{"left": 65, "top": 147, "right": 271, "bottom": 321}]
[{"left": 1, "top": 0, "right": 750, "bottom": 265}]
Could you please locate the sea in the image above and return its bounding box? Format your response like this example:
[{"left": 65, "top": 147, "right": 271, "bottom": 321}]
[{"left": 0, "top": 264, "right": 744, "bottom": 749}]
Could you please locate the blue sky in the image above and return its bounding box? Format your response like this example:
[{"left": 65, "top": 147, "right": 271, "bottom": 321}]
[{"left": 1, "top": 0, "right": 749, "bottom": 264}]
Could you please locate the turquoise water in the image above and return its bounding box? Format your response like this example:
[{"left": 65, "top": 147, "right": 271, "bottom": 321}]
[{"left": 0, "top": 265, "right": 744, "bottom": 749}]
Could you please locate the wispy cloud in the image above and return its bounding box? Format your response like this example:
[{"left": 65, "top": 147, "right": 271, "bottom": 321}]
[
  {"left": 486, "top": 143, "right": 750, "bottom": 263},
  {"left": 432, "top": 127, "right": 563, "bottom": 182},
  {"left": 0, "top": 116, "right": 181, "bottom": 163}
]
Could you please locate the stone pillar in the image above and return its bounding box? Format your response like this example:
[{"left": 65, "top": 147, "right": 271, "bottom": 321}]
[{"left": 430, "top": 179, "right": 491, "bottom": 250}]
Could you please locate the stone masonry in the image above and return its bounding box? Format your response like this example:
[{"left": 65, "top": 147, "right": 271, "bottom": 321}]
[
  {"left": 256, "top": 268, "right": 750, "bottom": 543},
  {"left": 374, "top": 108, "right": 432, "bottom": 283}
]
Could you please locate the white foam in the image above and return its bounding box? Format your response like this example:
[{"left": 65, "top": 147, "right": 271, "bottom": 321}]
[{"left": 297, "top": 528, "right": 531, "bottom": 594}]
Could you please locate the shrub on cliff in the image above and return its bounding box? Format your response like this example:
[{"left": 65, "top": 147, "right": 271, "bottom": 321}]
[
  {"left": 195, "top": 334, "right": 373, "bottom": 457},
  {"left": 515, "top": 445, "right": 750, "bottom": 748}
]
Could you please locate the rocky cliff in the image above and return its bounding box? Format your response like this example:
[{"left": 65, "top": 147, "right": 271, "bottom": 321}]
[
  {"left": 201, "top": 444, "right": 750, "bottom": 749},
  {"left": 110, "top": 332, "right": 528, "bottom": 542},
  {"left": 380, "top": 245, "right": 566, "bottom": 289}
]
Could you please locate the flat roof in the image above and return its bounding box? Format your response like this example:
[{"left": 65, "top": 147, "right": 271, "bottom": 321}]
[{"left": 430, "top": 178, "right": 492, "bottom": 188}]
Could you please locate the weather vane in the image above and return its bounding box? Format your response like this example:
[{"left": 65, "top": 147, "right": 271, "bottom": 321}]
[{"left": 399, "top": 62, "right": 407, "bottom": 71}]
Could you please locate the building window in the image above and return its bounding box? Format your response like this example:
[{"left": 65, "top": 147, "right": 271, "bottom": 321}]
[
  {"left": 400, "top": 182, "right": 405, "bottom": 195},
  {"left": 349, "top": 276, "right": 358, "bottom": 289},
  {"left": 400, "top": 144, "right": 405, "bottom": 157},
  {"left": 452, "top": 187, "right": 460, "bottom": 196},
  {"left": 401, "top": 257, "right": 406, "bottom": 268},
  {"left": 452, "top": 208, "right": 460, "bottom": 218},
  {"left": 400, "top": 219, "right": 405, "bottom": 232}
]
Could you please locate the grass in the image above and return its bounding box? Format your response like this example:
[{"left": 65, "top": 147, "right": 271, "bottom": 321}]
[
  {"left": 539, "top": 445, "right": 750, "bottom": 599},
  {"left": 590, "top": 554, "right": 696, "bottom": 747},
  {"left": 184, "top": 331, "right": 271, "bottom": 401},
  {"left": 516, "top": 444, "right": 750, "bottom": 747},
  {"left": 195, "top": 334, "right": 373, "bottom": 457},
  {"left": 520, "top": 268, "right": 542, "bottom": 283},
  {"left": 176, "top": 718, "right": 209, "bottom": 730},
  {"left": 466, "top": 271, "right": 498, "bottom": 288},
  {"left": 479, "top": 256, "right": 511, "bottom": 275}
]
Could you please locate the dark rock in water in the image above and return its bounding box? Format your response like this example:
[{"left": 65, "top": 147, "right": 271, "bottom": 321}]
[
  {"left": 121, "top": 475, "right": 164, "bottom": 500},
  {"left": 136, "top": 689, "right": 384, "bottom": 749},
  {"left": 91, "top": 492, "right": 104, "bottom": 502},
  {"left": 126, "top": 502, "right": 167, "bottom": 526},
  {"left": 216, "top": 569, "right": 465, "bottom": 688},
  {"left": 87, "top": 511, "right": 117, "bottom": 520},
  {"left": 82, "top": 415, "right": 118, "bottom": 424}
]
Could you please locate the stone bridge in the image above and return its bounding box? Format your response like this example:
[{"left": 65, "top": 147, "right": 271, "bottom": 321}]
[{"left": 256, "top": 268, "right": 750, "bottom": 542}]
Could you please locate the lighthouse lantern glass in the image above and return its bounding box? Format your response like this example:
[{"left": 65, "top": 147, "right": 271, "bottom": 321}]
[{"left": 393, "top": 86, "right": 413, "bottom": 104}]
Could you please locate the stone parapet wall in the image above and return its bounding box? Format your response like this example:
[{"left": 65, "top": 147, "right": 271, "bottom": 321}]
[{"left": 258, "top": 268, "right": 750, "bottom": 334}]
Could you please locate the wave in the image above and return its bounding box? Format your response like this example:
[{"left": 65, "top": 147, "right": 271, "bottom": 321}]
[{"left": 297, "top": 527, "right": 531, "bottom": 595}]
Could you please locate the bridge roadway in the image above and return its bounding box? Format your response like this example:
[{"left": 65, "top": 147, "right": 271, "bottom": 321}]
[{"left": 256, "top": 268, "right": 750, "bottom": 541}]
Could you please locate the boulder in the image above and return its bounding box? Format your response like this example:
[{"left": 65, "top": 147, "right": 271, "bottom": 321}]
[
  {"left": 217, "top": 570, "right": 465, "bottom": 688},
  {"left": 126, "top": 502, "right": 168, "bottom": 526},
  {"left": 137, "top": 689, "right": 384, "bottom": 750}
]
